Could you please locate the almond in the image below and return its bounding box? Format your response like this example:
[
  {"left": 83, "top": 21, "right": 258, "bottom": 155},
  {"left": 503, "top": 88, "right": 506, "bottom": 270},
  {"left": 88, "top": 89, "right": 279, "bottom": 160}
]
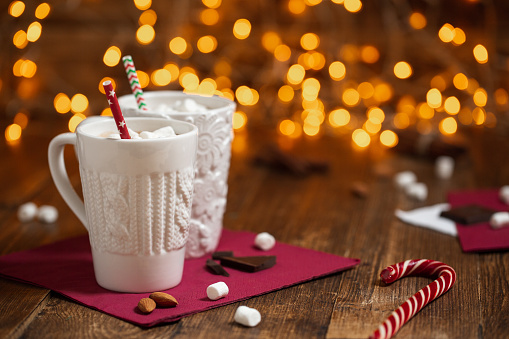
[
  {"left": 138, "top": 297, "right": 156, "bottom": 314},
  {"left": 149, "top": 292, "right": 178, "bottom": 307}
]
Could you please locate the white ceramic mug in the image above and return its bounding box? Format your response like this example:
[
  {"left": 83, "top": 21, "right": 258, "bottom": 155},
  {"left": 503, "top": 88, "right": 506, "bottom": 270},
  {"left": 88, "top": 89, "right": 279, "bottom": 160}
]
[
  {"left": 118, "top": 91, "right": 235, "bottom": 259},
  {"left": 48, "top": 117, "right": 198, "bottom": 293}
]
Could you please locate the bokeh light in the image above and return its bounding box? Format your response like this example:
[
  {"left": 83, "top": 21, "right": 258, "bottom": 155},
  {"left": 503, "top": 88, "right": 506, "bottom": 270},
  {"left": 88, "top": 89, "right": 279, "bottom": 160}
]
[
  {"left": 394, "top": 61, "right": 412, "bottom": 79},
  {"left": 169, "top": 37, "right": 188, "bottom": 55},
  {"left": 27, "top": 22, "right": 42, "bottom": 42},
  {"left": 71, "top": 94, "right": 88, "bottom": 114},
  {"left": 233, "top": 19, "right": 251, "bottom": 39},
  {"left": 233, "top": 111, "right": 247, "bottom": 130},
  {"left": 136, "top": 25, "right": 155, "bottom": 45},
  {"left": 9, "top": 1, "right": 25, "bottom": 17},
  {"left": 103, "top": 46, "right": 122, "bottom": 67},
  {"left": 409, "top": 12, "right": 426, "bottom": 29},
  {"left": 380, "top": 130, "right": 398, "bottom": 147},
  {"left": 5, "top": 124, "right": 22, "bottom": 143},
  {"left": 439, "top": 117, "right": 457, "bottom": 135},
  {"left": 300, "top": 33, "right": 320, "bottom": 50},
  {"left": 352, "top": 128, "right": 370, "bottom": 147},
  {"left": 35, "top": 3, "right": 51, "bottom": 19},
  {"left": 54, "top": 93, "right": 71, "bottom": 113},
  {"left": 134, "top": 0, "right": 151, "bottom": 11},
  {"left": 197, "top": 35, "right": 218, "bottom": 53},
  {"left": 473, "top": 44, "right": 488, "bottom": 63},
  {"left": 68, "top": 113, "right": 86, "bottom": 133},
  {"left": 329, "top": 61, "right": 346, "bottom": 80},
  {"left": 426, "top": 88, "right": 442, "bottom": 108}
]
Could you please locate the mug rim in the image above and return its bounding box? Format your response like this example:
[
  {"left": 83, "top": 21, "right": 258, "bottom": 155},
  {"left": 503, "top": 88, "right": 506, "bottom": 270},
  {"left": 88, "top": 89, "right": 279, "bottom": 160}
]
[
  {"left": 117, "top": 90, "right": 236, "bottom": 116},
  {"left": 76, "top": 116, "right": 198, "bottom": 142}
]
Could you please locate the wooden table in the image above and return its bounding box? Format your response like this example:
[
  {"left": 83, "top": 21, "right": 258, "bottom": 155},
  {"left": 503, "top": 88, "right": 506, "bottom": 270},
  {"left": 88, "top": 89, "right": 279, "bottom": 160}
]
[{"left": 1, "top": 118, "right": 508, "bottom": 338}]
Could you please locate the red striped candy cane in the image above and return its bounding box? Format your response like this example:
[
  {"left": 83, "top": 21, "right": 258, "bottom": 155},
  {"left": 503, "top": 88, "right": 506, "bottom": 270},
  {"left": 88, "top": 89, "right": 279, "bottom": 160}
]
[{"left": 369, "top": 259, "right": 456, "bottom": 339}]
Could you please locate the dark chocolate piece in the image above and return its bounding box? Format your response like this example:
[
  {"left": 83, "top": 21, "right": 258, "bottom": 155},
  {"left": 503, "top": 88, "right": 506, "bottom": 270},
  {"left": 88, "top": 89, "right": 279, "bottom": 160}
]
[
  {"left": 253, "top": 145, "right": 329, "bottom": 176},
  {"left": 206, "top": 259, "right": 230, "bottom": 277},
  {"left": 212, "top": 251, "right": 234, "bottom": 260},
  {"left": 219, "top": 255, "right": 276, "bottom": 272},
  {"left": 440, "top": 204, "right": 498, "bottom": 225}
]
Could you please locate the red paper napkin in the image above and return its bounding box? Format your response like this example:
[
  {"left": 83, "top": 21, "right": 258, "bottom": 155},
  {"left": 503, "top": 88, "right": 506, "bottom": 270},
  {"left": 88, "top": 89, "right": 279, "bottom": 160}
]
[
  {"left": 448, "top": 189, "right": 509, "bottom": 252},
  {"left": 0, "top": 229, "right": 359, "bottom": 327}
]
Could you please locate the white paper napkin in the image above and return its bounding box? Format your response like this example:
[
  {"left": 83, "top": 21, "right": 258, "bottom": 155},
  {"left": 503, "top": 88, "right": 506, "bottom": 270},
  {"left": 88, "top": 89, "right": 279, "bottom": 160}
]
[{"left": 395, "top": 203, "right": 458, "bottom": 237}]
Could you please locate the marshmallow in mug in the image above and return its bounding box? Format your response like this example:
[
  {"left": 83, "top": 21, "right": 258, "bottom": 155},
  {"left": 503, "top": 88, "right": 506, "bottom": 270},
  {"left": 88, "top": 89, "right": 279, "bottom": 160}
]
[
  {"left": 155, "top": 98, "right": 209, "bottom": 114},
  {"left": 104, "top": 126, "right": 177, "bottom": 140}
]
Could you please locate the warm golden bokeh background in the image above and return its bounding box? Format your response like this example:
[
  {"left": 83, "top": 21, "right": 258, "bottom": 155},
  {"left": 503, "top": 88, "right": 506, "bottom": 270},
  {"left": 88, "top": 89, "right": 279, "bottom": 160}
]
[{"left": 2, "top": 0, "right": 509, "bottom": 148}]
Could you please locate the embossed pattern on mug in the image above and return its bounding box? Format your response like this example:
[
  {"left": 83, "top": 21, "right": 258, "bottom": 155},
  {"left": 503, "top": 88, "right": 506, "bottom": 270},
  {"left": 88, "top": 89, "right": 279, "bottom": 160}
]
[
  {"left": 80, "top": 166, "right": 195, "bottom": 255},
  {"left": 179, "top": 108, "right": 233, "bottom": 258}
]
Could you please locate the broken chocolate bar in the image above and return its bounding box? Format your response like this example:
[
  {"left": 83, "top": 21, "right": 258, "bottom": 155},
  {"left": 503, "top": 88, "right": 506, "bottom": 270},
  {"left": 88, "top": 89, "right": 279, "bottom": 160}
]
[
  {"left": 219, "top": 255, "right": 276, "bottom": 272},
  {"left": 212, "top": 251, "right": 234, "bottom": 260},
  {"left": 206, "top": 259, "right": 230, "bottom": 277},
  {"left": 440, "top": 204, "right": 498, "bottom": 225}
]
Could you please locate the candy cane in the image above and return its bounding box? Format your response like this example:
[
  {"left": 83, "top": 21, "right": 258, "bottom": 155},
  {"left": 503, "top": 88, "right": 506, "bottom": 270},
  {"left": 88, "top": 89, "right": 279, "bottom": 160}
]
[{"left": 369, "top": 259, "right": 456, "bottom": 339}]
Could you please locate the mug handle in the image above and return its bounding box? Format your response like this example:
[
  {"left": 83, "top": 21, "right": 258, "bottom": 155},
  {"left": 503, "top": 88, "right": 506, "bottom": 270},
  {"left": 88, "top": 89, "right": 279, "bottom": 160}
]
[{"left": 48, "top": 133, "right": 88, "bottom": 229}]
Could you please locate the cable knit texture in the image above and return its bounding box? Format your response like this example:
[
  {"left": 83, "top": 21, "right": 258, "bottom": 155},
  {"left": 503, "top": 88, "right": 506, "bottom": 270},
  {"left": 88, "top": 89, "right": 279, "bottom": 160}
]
[{"left": 81, "top": 166, "right": 194, "bottom": 255}]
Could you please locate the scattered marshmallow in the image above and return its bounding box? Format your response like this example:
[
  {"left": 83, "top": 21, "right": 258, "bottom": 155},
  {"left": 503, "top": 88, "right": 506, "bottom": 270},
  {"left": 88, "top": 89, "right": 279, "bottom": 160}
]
[
  {"left": 234, "top": 306, "right": 261, "bottom": 327},
  {"left": 405, "top": 182, "right": 428, "bottom": 201},
  {"left": 489, "top": 212, "right": 509, "bottom": 229},
  {"left": 17, "top": 202, "right": 38, "bottom": 222},
  {"left": 206, "top": 281, "right": 229, "bottom": 301},
  {"left": 254, "top": 232, "right": 276, "bottom": 251},
  {"left": 37, "top": 205, "right": 59, "bottom": 223},
  {"left": 499, "top": 185, "right": 509, "bottom": 205},
  {"left": 435, "top": 156, "right": 454, "bottom": 180},
  {"left": 394, "top": 171, "right": 417, "bottom": 189}
]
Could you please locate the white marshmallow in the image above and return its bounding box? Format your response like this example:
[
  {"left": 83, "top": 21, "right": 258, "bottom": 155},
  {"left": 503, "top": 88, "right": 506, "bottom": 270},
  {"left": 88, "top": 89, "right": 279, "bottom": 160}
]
[
  {"left": 139, "top": 131, "right": 157, "bottom": 139},
  {"left": 490, "top": 212, "right": 509, "bottom": 229},
  {"left": 254, "top": 232, "right": 276, "bottom": 251},
  {"left": 499, "top": 185, "right": 509, "bottom": 205},
  {"left": 234, "top": 306, "right": 261, "bottom": 327},
  {"left": 394, "top": 171, "right": 417, "bottom": 189},
  {"left": 405, "top": 182, "right": 428, "bottom": 201},
  {"left": 153, "top": 126, "right": 176, "bottom": 138},
  {"left": 156, "top": 99, "right": 208, "bottom": 114},
  {"left": 206, "top": 281, "right": 229, "bottom": 300},
  {"left": 37, "top": 205, "right": 58, "bottom": 223},
  {"left": 435, "top": 156, "right": 454, "bottom": 180},
  {"left": 17, "top": 202, "right": 38, "bottom": 222}
]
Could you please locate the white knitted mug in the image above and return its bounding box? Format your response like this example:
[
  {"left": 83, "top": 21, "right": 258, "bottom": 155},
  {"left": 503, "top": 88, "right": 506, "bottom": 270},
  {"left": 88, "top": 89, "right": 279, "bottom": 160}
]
[
  {"left": 48, "top": 117, "right": 198, "bottom": 293},
  {"left": 118, "top": 91, "right": 235, "bottom": 259}
]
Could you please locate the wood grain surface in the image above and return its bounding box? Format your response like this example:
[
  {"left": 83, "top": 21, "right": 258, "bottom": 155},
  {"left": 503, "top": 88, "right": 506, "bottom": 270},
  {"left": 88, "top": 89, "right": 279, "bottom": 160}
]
[{"left": 0, "top": 119, "right": 508, "bottom": 339}]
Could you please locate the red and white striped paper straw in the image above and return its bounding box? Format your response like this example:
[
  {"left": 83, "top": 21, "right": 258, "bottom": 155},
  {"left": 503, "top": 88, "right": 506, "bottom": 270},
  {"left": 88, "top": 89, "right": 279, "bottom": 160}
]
[
  {"left": 122, "top": 55, "right": 148, "bottom": 111},
  {"left": 102, "top": 80, "right": 130, "bottom": 139},
  {"left": 369, "top": 259, "right": 456, "bottom": 339}
]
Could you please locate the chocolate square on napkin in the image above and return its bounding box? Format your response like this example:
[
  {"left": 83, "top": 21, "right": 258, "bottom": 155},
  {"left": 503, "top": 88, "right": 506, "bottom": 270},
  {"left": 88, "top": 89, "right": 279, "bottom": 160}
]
[{"left": 440, "top": 204, "right": 497, "bottom": 225}]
